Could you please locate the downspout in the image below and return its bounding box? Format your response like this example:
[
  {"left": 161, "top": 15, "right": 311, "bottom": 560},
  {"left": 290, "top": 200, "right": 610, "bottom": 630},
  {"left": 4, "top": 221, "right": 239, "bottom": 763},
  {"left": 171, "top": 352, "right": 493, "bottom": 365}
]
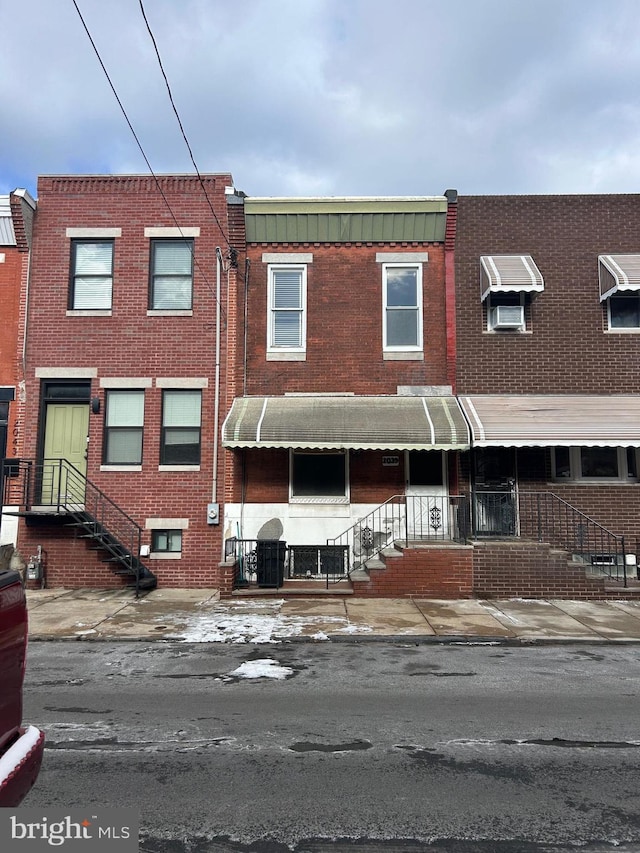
[
  {"left": 443, "top": 189, "right": 459, "bottom": 494},
  {"left": 213, "top": 247, "right": 223, "bottom": 507}
]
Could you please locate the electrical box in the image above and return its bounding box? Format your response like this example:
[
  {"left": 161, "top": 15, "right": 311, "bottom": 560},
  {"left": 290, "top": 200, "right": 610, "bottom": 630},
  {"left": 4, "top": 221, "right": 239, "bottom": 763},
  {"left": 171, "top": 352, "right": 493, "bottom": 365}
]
[{"left": 207, "top": 503, "right": 220, "bottom": 525}]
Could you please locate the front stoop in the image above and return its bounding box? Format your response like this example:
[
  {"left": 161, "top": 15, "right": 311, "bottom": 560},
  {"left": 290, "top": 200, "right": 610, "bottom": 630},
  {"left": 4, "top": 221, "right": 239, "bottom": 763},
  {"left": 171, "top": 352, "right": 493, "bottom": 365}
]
[{"left": 351, "top": 541, "right": 474, "bottom": 598}]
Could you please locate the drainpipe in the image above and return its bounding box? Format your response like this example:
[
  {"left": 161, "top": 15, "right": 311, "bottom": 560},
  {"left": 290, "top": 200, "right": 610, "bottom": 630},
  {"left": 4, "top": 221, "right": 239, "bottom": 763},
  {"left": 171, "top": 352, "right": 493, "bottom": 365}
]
[{"left": 213, "top": 247, "right": 223, "bottom": 508}]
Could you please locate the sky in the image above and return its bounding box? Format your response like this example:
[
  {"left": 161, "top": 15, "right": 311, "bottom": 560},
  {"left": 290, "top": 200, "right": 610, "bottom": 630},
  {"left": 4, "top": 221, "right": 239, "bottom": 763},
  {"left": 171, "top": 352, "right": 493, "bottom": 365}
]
[{"left": 2, "top": 0, "right": 640, "bottom": 200}]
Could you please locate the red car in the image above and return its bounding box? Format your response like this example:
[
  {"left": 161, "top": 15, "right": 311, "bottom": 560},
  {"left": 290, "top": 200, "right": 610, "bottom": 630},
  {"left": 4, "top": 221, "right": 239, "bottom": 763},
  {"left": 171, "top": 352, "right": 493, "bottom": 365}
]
[{"left": 0, "top": 568, "right": 45, "bottom": 807}]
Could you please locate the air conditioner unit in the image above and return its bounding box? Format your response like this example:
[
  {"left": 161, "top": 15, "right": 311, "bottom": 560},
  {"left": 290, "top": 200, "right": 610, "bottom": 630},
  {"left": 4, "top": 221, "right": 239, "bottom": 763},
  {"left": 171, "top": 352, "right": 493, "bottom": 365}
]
[{"left": 491, "top": 304, "right": 525, "bottom": 330}]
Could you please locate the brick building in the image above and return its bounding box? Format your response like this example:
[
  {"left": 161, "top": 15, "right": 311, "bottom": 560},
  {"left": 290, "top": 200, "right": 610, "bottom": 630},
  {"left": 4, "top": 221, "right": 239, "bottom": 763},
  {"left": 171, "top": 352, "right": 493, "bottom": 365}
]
[
  {"left": 4, "top": 174, "right": 245, "bottom": 590},
  {"left": 221, "top": 195, "right": 474, "bottom": 596},
  {"left": 0, "top": 189, "right": 35, "bottom": 547},
  {"left": 453, "top": 192, "right": 640, "bottom": 597}
]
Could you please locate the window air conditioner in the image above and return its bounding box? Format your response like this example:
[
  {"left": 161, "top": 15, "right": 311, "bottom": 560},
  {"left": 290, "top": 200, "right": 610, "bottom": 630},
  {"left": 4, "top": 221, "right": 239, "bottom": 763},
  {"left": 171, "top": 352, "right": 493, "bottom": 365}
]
[{"left": 491, "top": 304, "right": 525, "bottom": 330}]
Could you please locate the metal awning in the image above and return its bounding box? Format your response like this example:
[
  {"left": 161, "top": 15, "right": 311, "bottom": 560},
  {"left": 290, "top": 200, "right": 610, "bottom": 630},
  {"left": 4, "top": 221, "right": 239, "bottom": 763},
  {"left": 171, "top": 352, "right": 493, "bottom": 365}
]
[
  {"left": 459, "top": 395, "right": 640, "bottom": 448},
  {"left": 480, "top": 255, "right": 544, "bottom": 301},
  {"left": 222, "top": 395, "right": 470, "bottom": 450},
  {"left": 599, "top": 255, "right": 640, "bottom": 300}
]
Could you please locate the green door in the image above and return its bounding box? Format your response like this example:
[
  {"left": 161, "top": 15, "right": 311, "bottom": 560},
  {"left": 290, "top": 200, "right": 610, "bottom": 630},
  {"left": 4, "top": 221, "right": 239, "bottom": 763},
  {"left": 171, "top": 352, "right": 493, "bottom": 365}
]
[{"left": 42, "top": 403, "right": 90, "bottom": 505}]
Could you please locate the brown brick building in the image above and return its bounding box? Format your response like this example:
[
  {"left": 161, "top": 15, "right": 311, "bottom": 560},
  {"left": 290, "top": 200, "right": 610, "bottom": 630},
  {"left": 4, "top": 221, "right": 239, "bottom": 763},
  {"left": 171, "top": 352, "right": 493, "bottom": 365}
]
[
  {"left": 453, "top": 193, "right": 640, "bottom": 596},
  {"left": 5, "top": 174, "right": 245, "bottom": 590}
]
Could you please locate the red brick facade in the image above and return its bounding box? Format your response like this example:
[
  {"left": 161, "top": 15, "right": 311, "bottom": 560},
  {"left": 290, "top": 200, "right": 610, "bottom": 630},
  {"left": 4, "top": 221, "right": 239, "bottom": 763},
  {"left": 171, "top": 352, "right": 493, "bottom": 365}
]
[{"left": 17, "top": 175, "right": 245, "bottom": 589}]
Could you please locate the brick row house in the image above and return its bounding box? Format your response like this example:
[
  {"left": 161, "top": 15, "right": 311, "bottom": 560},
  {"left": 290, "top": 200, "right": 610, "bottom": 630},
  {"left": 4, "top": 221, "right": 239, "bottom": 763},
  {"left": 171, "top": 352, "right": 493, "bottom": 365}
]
[
  {"left": 221, "top": 195, "right": 475, "bottom": 596},
  {"left": 454, "top": 192, "right": 640, "bottom": 597},
  {"left": 2, "top": 175, "right": 245, "bottom": 590},
  {"left": 0, "top": 189, "right": 35, "bottom": 548},
  {"left": 4, "top": 179, "right": 640, "bottom": 598}
]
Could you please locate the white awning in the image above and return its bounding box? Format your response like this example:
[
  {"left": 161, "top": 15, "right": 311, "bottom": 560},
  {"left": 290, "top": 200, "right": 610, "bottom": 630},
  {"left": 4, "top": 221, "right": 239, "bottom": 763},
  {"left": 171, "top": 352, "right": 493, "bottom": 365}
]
[
  {"left": 222, "top": 395, "right": 470, "bottom": 450},
  {"left": 599, "top": 255, "right": 640, "bottom": 301},
  {"left": 459, "top": 395, "right": 640, "bottom": 448},
  {"left": 480, "top": 255, "right": 544, "bottom": 301}
]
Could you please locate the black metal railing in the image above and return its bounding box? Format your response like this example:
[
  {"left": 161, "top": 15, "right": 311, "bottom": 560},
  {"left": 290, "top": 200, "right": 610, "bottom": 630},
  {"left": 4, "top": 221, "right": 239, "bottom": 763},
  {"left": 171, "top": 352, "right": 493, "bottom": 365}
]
[
  {"left": 2, "top": 458, "right": 153, "bottom": 596},
  {"left": 326, "top": 494, "right": 469, "bottom": 573},
  {"left": 517, "top": 491, "right": 627, "bottom": 586},
  {"left": 225, "top": 538, "right": 349, "bottom": 590}
]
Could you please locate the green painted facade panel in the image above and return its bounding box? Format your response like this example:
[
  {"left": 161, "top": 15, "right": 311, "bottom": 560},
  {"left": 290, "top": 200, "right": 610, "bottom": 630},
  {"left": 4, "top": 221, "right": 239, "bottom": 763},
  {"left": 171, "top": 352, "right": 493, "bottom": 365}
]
[{"left": 246, "top": 211, "right": 446, "bottom": 243}]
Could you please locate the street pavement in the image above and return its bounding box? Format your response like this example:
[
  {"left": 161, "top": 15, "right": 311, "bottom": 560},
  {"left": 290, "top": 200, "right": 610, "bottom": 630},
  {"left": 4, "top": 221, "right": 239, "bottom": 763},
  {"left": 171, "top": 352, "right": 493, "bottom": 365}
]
[{"left": 25, "top": 587, "right": 640, "bottom": 643}]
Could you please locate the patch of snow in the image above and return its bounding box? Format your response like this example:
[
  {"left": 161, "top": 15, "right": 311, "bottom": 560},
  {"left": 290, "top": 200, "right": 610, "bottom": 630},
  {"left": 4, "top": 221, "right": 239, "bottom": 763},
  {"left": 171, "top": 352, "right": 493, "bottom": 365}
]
[
  {"left": 310, "top": 632, "right": 330, "bottom": 641},
  {"left": 74, "top": 629, "right": 98, "bottom": 636},
  {"left": 230, "top": 659, "right": 293, "bottom": 680},
  {"left": 335, "top": 623, "right": 373, "bottom": 634}
]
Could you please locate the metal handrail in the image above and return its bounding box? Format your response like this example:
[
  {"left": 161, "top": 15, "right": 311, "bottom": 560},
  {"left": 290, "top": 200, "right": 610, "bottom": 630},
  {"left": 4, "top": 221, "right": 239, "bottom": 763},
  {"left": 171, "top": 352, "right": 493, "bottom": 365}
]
[{"left": 2, "top": 458, "right": 148, "bottom": 596}]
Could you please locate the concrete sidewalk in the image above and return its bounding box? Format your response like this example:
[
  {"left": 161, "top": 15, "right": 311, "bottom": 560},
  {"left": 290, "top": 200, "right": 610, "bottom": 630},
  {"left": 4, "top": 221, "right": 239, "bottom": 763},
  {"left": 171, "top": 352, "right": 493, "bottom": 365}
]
[{"left": 25, "top": 587, "right": 640, "bottom": 643}]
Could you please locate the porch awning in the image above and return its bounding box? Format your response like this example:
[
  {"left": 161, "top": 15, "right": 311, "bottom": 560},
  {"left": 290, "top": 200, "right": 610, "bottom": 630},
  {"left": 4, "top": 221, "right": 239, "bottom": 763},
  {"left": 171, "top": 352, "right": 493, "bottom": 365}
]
[
  {"left": 458, "top": 395, "right": 640, "bottom": 448},
  {"left": 599, "top": 255, "right": 640, "bottom": 300},
  {"left": 222, "top": 395, "right": 470, "bottom": 450}
]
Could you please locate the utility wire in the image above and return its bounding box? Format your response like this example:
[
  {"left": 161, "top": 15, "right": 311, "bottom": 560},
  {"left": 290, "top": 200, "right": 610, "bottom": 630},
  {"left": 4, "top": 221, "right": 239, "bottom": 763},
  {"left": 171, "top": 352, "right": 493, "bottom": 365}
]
[
  {"left": 71, "top": 0, "right": 227, "bottom": 318},
  {"left": 138, "top": 0, "right": 233, "bottom": 255}
]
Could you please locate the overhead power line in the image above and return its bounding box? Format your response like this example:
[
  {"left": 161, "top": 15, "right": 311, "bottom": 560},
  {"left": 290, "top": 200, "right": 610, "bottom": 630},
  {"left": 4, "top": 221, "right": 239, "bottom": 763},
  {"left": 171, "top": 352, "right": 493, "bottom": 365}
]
[
  {"left": 137, "top": 0, "right": 232, "bottom": 253},
  {"left": 71, "top": 0, "right": 229, "bottom": 316}
]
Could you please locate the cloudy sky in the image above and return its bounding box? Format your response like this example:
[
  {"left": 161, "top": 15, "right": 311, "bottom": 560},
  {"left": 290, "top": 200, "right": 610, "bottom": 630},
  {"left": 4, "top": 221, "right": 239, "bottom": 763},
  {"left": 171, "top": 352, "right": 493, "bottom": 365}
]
[{"left": 2, "top": 0, "right": 640, "bottom": 199}]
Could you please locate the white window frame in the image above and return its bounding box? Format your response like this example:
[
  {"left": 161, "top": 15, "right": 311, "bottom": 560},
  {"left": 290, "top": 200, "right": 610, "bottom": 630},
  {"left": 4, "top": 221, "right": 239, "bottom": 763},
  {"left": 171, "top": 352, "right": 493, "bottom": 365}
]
[
  {"left": 267, "top": 264, "right": 307, "bottom": 356},
  {"left": 486, "top": 292, "right": 527, "bottom": 332},
  {"left": 552, "top": 447, "right": 639, "bottom": 483},
  {"left": 606, "top": 294, "right": 640, "bottom": 332},
  {"left": 289, "top": 450, "right": 349, "bottom": 504},
  {"left": 69, "top": 239, "right": 114, "bottom": 312},
  {"left": 382, "top": 263, "right": 423, "bottom": 353},
  {"left": 103, "top": 389, "right": 145, "bottom": 466}
]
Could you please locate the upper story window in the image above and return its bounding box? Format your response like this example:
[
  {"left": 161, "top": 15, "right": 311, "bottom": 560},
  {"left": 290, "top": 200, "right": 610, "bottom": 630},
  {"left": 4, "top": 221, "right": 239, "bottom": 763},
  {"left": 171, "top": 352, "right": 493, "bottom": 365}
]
[
  {"left": 103, "top": 389, "right": 144, "bottom": 465},
  {"left": 552, "top": 446, "right": 638, "bottom": 482},
  {"left": 70, "top": 240, "right": 113, "bottom": 310},
  {"left": 599, "top": 255, "right": 640, "bottom": 332},
  {"left": 160, "top": 389, "right": 202, "bottom": 465},
  {"left": 480, "top": 255, "right": 543, "bottom": 334},
  {"left": 150, "top": 240, "right": 193, "bottom": 310},
  {"left": 268, "top": 265, "right": 307, "bottom": 353},
  {"left": 382, "top": 264, "right": 423, "bottom": 351}
]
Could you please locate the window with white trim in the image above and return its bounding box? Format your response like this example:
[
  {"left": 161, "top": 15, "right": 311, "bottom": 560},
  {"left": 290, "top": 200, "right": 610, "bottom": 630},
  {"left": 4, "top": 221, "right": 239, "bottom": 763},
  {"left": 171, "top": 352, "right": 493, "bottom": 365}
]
[
  {"left": 103, "top": 390, "right": 144, "bottom": 465},
  {"left": 160, "top": 389, "right": 202, "bottom": 465},
  {"left": 552, "top": 447, "right": 639, "bottom": 481},
  {"left": 290, "top": 451, "right": 348, "bottom": 502},
  {"left": 150, "top": 239, "right": 193, "bottom": 309},
  {"left": 607, "top": 295, "right": 640, "bottom": 330},
  {"left": 70, "top": 240, "right": 113, "bottom": 309},
  {"left": 268, "top": 265, "right": 306, "bottom": 352},
  {"left": 486, "top": 292, "right": 527, "bottom": 332},
  {"left": 382, "top": 264, "right": 423, "bottom": 350}
]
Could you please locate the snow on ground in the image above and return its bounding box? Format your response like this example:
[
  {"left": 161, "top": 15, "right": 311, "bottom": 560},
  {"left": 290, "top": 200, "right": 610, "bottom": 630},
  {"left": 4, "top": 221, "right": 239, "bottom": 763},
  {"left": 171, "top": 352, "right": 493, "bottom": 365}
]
[
  {"left": 230, "top": 659, "right": 294, "bottom": 679},
  {"left": 175, "top": 599, "right": 355, "bottom": 643}
]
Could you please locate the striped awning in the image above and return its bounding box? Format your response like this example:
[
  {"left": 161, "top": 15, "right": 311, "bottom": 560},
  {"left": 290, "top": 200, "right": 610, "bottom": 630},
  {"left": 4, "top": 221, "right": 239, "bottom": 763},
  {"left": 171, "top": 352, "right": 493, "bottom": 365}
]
[
  {"left": 222, "top": 395, "right": 470, "bottom": 450},
  {"left": 459, "top": 395, "right": 640, "bottom": 448},
  {"left": 599, "top": 255, "right": 640, "bottom": 300},
  {"left": 480, "top": 255, "right": 544, "bottom": 301}
]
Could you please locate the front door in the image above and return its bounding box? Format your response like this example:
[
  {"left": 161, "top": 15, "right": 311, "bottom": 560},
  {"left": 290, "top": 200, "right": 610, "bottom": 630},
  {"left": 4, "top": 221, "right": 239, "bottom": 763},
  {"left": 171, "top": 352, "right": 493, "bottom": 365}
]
[
  {"left": 406, "top": 450, "right": 448, "bottom": 538},
  {"left": 472, "top": 448, "right": 517, "bottom": 535},
  {"left": 41, "top": 387, "right": 90, "bottom": 506}
]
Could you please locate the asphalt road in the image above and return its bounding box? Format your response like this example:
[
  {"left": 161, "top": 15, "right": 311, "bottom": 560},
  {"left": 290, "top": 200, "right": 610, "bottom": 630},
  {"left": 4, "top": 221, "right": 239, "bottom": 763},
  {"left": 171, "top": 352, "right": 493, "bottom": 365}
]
[{"left": 21, "top": 641, "right": 640, "bottom": 852}]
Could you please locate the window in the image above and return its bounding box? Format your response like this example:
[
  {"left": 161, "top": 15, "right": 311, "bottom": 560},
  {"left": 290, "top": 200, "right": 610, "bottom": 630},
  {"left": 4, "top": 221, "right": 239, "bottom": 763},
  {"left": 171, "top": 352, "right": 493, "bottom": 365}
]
[
  {"left": 160, "top": 390, "right": 202, "bottom": 465},
  {"left": 486, "top": 293, "right": 526, "bottom": 332},
  {"left": 150, "top": 240, "right": 193, "bottom": 309},
  {"left": 608, "top": 295, "right": 640, "bottom": 330},
  {"left": 70, "top": 241, "right": 113, "bottom": 309},
  {"left": 382, "top": 264, "right": 422, "bottom": 350},
  {"left": 104, "top": 390, "right": 144, "bottom": 465},
  {"left": 552, "top": 447, "right": 639, "bottom": 481},
  {"left": 291, "top": 451, "right": 348, "bottom": 501},
  {"left": 151, "top": 529, "right": 182, "bottom": 553},
  {"left": 268, "top": 266, "right": 306, "bottom": 351}
]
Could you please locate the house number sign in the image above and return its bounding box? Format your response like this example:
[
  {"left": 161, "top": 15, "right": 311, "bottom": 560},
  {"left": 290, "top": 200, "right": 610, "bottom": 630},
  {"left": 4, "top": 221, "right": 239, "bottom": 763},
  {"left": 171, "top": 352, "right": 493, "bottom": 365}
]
[{"left": 382, "top": 455, "right": 400, "bottom": 466}]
